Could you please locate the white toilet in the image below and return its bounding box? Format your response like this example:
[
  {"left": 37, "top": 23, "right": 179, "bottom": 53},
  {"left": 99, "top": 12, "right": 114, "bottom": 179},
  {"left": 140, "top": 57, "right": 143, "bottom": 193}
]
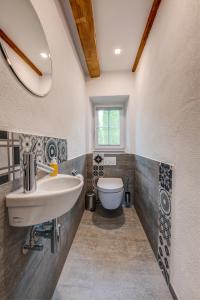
[{"left": 97, "top": 178, "right": 124, "bottom": 210}]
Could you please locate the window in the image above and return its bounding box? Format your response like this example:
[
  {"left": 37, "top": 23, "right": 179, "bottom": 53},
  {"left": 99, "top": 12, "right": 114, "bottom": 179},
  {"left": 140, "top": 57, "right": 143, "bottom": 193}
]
[{"left": 94, "top": 106, "right": 125, "bottom": 150}]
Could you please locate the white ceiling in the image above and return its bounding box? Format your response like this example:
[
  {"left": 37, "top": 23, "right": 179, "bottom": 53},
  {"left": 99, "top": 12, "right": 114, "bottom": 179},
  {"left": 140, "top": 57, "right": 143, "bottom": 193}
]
[
  {"left": 60, "top": 0, "right": 154, "bottom": 75},
  {"left": 92, "top": 0, "right": 153, "bottom": 72}
]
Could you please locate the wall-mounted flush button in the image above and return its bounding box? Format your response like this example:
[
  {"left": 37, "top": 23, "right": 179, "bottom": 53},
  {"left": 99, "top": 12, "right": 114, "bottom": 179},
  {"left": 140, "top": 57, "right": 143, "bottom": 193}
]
[{"left": 104, "top": 157, "right": 116, "bottom": 166}]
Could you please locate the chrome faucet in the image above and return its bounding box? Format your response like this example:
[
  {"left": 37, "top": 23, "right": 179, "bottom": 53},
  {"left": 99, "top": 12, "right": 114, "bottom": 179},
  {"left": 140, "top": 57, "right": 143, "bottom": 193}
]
[{"left": 23, "top": 152, "right": 54, "bottom": 193}]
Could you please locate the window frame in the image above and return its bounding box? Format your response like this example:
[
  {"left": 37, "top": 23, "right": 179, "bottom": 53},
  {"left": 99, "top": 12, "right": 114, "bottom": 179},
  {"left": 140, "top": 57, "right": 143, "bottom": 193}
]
[{"left": 94, "top": 105, "right": 125, "bottom": 151}]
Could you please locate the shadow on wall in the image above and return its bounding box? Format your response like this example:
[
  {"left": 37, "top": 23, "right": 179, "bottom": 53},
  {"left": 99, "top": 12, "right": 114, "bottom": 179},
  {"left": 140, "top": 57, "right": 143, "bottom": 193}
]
[{"left": 92, "top": 205, "right": 125, "bottom": 230}]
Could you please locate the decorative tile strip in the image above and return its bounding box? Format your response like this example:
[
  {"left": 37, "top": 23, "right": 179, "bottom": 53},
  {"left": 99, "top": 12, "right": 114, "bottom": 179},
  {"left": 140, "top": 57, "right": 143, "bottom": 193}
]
[
  {"left": 93, "top": 152, "right": 104, "bottom": 178},
  {"left": 158, "top": 162, "right": 173, "bottom": 285},
  {"left": 0, "top": 130, "right": 67, "bottom": 185}
]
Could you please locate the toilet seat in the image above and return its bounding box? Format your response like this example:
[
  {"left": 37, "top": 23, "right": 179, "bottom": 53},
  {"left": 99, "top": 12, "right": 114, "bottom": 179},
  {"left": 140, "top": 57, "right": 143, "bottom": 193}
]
[{"left": 97, "top": 178, "right": 123, "bottom": 193}]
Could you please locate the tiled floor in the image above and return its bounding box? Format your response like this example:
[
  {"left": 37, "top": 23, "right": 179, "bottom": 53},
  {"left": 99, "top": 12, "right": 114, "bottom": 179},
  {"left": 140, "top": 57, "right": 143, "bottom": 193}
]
[{"left": 52, "top": 206, "right": 172, "bottom": 300}]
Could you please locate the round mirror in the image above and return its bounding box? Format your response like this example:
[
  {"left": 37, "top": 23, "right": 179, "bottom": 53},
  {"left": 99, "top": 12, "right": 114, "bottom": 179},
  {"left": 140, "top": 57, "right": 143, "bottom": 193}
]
[{"left": 0, "top": 0, "right": 52, "bottom": 97}]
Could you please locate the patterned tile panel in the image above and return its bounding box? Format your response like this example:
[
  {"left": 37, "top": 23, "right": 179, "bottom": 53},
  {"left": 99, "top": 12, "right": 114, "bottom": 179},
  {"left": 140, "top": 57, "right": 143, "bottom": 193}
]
[
  {"left": 158, "top": 162, "right": 173, "bottom": 285},
  {"left": 0, "top": 131, "right": 20, "bottom": 183},
  {"left": 20, "top": 135, "right": 67, "bottom": 164},
  {"left": 92, "top": 153, "right": 105, "bottom": 193},
  {"left": 93, "top": 153, "right": 104, "bottom": 178},
  {"left": 0, "top": 130, "right": 67, "bottom": 185}
]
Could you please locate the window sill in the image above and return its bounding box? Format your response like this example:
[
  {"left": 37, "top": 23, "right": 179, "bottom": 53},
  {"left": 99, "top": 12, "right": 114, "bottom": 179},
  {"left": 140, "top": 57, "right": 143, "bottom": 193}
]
[{"left": 94, "top": 148, "right": 126, "bottom": 153}]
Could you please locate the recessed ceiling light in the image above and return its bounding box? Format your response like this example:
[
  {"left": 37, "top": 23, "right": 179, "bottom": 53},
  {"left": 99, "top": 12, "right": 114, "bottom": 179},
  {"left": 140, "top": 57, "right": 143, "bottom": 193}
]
[
  {"left": 114, "top": 48, "right": 121, "bottom": 55},
  {"left": 40, "top": 52, "right": 48, "bottom": 59}
]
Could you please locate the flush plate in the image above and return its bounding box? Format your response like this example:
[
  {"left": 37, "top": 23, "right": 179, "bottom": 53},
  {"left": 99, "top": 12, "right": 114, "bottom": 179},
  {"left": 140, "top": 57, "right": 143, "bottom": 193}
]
[{"left": 104, "top": 156, "right": 116, "bottom": 166}]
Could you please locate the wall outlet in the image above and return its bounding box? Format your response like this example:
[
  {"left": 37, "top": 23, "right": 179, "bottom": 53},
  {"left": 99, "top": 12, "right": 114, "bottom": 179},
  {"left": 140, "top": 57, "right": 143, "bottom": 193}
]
[{"left": 104, "top": 156, "right": 116, "bottom": 166}]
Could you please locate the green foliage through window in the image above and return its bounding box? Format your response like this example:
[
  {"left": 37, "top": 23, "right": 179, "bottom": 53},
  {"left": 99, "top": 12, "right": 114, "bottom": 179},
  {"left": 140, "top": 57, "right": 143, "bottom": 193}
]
[{"left": 97, "top": 109, "right": 120, "bottom": 146}]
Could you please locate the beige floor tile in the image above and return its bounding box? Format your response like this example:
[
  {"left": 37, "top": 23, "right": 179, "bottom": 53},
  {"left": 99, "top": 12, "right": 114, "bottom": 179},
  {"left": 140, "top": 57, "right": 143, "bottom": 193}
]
[
  {"left": 53, "top": 285, "right": 93, "bottom": 300},
  {"left": 52, "top": 207, "right": 172, "bottom": 300}
]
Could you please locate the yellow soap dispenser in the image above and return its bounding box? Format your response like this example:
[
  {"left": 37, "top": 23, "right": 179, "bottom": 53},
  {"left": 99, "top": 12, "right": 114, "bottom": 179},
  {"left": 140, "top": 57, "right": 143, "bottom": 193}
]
[{"left": 50, "top": 157, "right": 58, "bottom": 177}]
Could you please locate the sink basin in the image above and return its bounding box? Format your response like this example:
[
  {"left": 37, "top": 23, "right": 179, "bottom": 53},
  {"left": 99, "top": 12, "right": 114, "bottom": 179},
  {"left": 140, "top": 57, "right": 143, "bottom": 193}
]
[{"left": 6, "top": 174, "right": 84, "bottom": 227}]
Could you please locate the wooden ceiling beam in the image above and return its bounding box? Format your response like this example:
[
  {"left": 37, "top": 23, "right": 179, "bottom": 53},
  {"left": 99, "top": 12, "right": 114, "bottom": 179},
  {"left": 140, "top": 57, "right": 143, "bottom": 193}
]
[
  {"left": 132, "top": 0, "right": 162, "bottom": 72},
  {"left": 69, "top": 0, "right": 100, "bottom": 78},
  {"left": 0, "top": 29, "right": 43, "bottom": 76}
]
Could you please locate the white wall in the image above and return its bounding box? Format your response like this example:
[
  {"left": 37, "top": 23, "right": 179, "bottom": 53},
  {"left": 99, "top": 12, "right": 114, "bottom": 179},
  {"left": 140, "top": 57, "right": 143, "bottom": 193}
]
[
  {"left": 86, "top": 71, "right": 135, "bottom": 153},
  {"left": 133, "top": 0, "right": 200, "bottom": 299},
  {"left": 0, "top": 0, "right": 88, "bottom": 159}
]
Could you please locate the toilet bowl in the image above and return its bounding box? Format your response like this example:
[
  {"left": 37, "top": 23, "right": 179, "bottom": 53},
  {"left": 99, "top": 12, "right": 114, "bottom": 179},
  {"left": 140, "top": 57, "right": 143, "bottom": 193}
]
[{"left": 97, "top": 178, "right": 124, "bottom": 210}]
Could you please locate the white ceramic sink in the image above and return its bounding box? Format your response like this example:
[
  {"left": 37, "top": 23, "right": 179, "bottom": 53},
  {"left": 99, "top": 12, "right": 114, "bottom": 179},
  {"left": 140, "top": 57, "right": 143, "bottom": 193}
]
[{"left": 6, "top": 174, "right": 84, "bottom": 227}]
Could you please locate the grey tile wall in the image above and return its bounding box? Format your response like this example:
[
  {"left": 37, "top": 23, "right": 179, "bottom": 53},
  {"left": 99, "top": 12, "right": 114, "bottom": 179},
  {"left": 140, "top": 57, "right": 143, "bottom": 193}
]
[
  {"left": 134, "top": 155, "right": 160, "bottom": 256},
  {"left": 86, "top": 153, "right": 93, "bottom": 191},
  {"left": 134, "top": 155, "right": 173, "bottom": 288}
]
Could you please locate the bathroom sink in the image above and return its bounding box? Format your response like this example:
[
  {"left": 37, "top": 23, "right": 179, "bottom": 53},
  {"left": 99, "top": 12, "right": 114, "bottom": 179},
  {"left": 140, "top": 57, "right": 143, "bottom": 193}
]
[{"left": 6, "top": 174, "right": 84, "bottom": 227}]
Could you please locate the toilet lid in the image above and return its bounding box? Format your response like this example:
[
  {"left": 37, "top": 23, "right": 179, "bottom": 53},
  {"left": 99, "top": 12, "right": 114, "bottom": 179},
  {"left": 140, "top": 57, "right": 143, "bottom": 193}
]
[{"left": 97, "top": 178, "right": 123, "bottom": 193}]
